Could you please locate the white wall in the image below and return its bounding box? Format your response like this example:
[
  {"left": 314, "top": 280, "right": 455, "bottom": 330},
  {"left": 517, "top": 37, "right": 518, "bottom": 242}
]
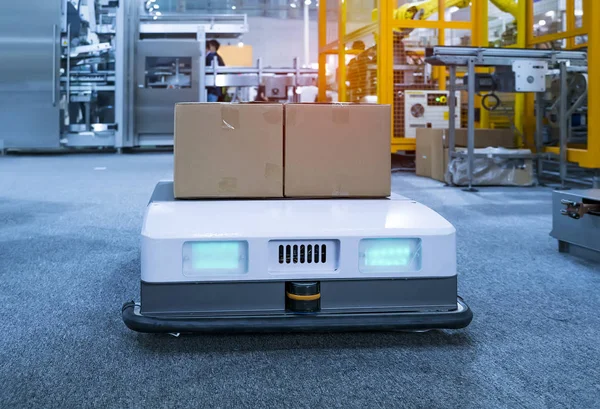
[{"left": 220, "top": 16, "right": 319, "bottom": 68}]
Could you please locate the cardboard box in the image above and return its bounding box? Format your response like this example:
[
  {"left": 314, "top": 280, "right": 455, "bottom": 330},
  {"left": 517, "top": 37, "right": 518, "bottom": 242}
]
[
  {"left": 454, "top": 128, "right": 517, "bottom": 148},
  {"left": 415, "top": 129, "right": 448, "bottom": 182},
  {"left": 174, "top": 103, "right": 284, "bottom": 198},
  {"left": 284, "top": 104, "right": 391, "bottom": 197}
]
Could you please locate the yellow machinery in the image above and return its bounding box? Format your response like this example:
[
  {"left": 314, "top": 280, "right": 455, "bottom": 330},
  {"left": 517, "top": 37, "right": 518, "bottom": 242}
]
[
  {"left": 319, "top": 0, "right": 520, "bottom": 153},
  {"left": 319, "top": 0, "right": 600, "bottom": 172},
  {"left": 378, "top": 0, "right": 517, "bottom": 27},
  {"left": 357, "top": 1, "right": 520, "bottom": 144}
]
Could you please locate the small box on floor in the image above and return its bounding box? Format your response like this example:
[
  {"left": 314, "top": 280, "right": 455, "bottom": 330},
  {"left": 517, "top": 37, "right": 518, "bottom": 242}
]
[
  {"left": 284, "top": 103, "right": 391, "bottom": 198},
  {"left": 415, "top": 129, "right": 448, "bottom": 182},
  {"left": 174, "top": 103, "right": 284, "bottom": 199}
]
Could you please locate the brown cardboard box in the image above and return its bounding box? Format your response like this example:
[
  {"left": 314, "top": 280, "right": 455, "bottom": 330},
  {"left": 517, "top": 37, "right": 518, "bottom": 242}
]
[
  {"left": 454, "top": 128, "right": 517, "bottom": 148},
  {"left": 415, "top": 129, "right": 448, "bottom": 182},
  {"left": 174, "top": 103, "right": 284, "bottom": 198},
  {"left": 284, "top": 104, "right": 391, "bottom": 197}
]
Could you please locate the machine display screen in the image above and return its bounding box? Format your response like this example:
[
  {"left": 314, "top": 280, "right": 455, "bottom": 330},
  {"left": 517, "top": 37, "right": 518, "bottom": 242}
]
[
  {"left": 427, "top": 93, "right": 455, "bottom": 107},
  {"left": 358, "top": 238, "right": 421, "bottom": 273},
  {"left": 182, "top": 241, "right": 248, "bottom": 276}
]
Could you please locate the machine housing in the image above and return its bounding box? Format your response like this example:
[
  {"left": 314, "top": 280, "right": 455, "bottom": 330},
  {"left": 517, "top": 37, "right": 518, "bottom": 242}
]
[{"left": 122, "top": 182, "right": 472, "bottom": 333}]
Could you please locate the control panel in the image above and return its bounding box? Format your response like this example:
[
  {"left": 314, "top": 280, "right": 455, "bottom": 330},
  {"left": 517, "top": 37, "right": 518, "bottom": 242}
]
[{"left": 404, "top": 90, "right": 461, "bottom": 139}]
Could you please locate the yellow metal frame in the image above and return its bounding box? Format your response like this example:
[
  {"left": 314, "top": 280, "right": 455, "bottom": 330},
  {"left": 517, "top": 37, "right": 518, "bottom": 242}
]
[
  {"left": 318, "top": 0, "right": 478, "bottom": 153},
  {"left": 317, "top": 1, "right": 599, "bottom": 167},
  {"left": 523, "top": 0, "right": 599, "bottom": 169}
]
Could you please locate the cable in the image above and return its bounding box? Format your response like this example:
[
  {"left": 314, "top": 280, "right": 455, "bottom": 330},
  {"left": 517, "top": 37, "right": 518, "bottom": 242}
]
[
  {"left": 480, "top": 92, "right": 530, "bottom": 150},
  {"left": 481, "top": 93, "right": 501, "bottom": 111}
]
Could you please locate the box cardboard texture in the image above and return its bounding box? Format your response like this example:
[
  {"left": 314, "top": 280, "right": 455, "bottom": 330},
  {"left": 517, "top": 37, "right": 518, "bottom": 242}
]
[
  {"left": 454, "top": 128, "right": 517, "bottom": 148},
  {"left": 284, "top": 104, "right": 391, "bottom": 198},
  {"left": 174, "top": 103, "right": 284, "bottom": 198},
  {"left": 416, "top": 129, "right": 448, "bottom": 182}
]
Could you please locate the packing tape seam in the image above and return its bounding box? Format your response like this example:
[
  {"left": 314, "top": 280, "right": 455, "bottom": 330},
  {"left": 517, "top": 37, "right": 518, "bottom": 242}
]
[{"left": 221, "top": 105, "right": 240, "bottom": 131}]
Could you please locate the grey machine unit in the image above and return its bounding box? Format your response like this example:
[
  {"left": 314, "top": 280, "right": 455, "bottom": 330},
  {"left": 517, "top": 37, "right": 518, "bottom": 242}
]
[
  {"left": 551, "top": 189, "right": 600, "bottom": 261},
  {"left": 0, "top": 0, "right": 124, "bottom": 150},
  {"left": 134, "top": 40, "right": 201, "bottom": 146},
  {"left": 1, "top": 0, "right": 62, "bottom": 149},
  {"left": 130, "top": 13, "right": 248, "bottom": 147}
]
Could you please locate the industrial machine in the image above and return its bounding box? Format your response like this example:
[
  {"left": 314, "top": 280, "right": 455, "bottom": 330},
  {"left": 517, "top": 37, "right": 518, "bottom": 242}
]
[
  {"left": 404, "top": 90, "right": 460, "bottom": 138},
  {"left": 61, "top": 0, "right": 119, "bottom": 148},
  {"left": 426, "top": 46, "right": 588, "bottom": 190},
  {"left": 346, "top": 0, "right": 520, "bottom": 146},
  {"left": 552, "top": 189, "right": 600, "bottom": 261},
  {"left": 1, "top": 2, "right": 315, "bottom": 151},
  {"left": 122, "top": 181, "right": 472, "bottom": 333},
  {"left": 130, "top": 12, "right": 248, "bottom": 146},
  {"left": 0, "top": 0, "right": 123, "bottom": 150},
  {"left": 128, "top": 11, "right": 317, "bottom": 147}
]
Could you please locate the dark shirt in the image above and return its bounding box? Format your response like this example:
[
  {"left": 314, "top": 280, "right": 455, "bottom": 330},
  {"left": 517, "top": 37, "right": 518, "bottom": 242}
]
[
  {"left": 206, "top": 52, "right": 225, "bottom": 67},
  {"left": 205, "top": 52, "right": 225, "bottom": 97},
  {"left": 67, "top": 3, "right": 82, "bottom": 39}
]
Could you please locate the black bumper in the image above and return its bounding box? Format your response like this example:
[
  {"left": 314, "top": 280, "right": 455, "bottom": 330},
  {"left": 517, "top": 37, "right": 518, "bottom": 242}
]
[{"left": 122, "top": 298, "right": 472, "bottom": 334}]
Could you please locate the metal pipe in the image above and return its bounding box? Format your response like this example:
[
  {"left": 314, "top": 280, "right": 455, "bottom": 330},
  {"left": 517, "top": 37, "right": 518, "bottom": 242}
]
[
  {"left": 257, "top": 58, "right": 263, "bottom": 84},
  {"left": 540, "top": 170, "right": 593, "bottom": 186},
  {"left": 293, "top": 57, "right": 299, "bottom": 102},
  {"left": 85, "top": 100, "right": 91, "bottom": 132},
  {"left": 466, "top": 58, "right": 477, "bottom": 191},
  {"left": 52, "top": 24, "right": 57, "bottom": 106},
  {"left": 559, "top": 61, "right": 568, "bottom": 189},
  {"left": 197, "top": 28, "right": 206, "bottom": 102},
  {"left": 205, "top": 67, "right": 317, "bottom": 74},
  {"left": 426, "top": 46, "right": 587, "bottom": 61},
  {"left": 114, "top": 0, "right": 126, "bottom": 147},
  {"left": 337, "top": 0, "right": 347, "bottom": 102},
  {"left": 67, "top": 24, "right": 71, "bottom": 117},
  {"left": 565, "top": 89, "right": 588, "bottom": 117},
  {"left": 317, "top": 0, "right": 327, "bottom": 102},
  {"left": 535, "top": 92, "right": 544, "bottom": 183},
  {"left": 448, "top": 65, "right": 457, "bottom": 184},
  {"left": 303, "top": 1, "right": 310, "bottom": 68}
]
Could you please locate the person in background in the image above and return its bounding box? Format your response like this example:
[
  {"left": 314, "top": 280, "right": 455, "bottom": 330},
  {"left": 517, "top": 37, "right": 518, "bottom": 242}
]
[
  {"left": 254, "top": 85, "right": 269, "bottom": 102},
  {"left": 298, "top": 78, "right": 319, "bottom": 103},
  {"left": 205, "top": 39, "right": 225, "bottom": 102}
]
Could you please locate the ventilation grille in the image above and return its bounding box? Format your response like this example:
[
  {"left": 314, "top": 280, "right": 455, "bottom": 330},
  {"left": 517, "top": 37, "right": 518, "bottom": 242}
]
[
  {"left": 268, "top": 240, "right": 339, "bottom": 273},
  {"left": 278, "top": 244, "right": 327, "bottom": 265}
]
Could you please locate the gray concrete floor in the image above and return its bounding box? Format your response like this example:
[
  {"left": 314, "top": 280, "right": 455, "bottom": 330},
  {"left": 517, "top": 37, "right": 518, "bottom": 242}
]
[{"left": 0, "top": 153, "right": 599, "bottom": 408}]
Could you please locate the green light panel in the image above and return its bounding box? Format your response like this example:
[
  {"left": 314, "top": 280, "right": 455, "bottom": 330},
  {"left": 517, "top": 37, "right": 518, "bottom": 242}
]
[
  {"left": 365, "top": 246, "right": 412, "bottom": 267},
  {"left": 191, "top": 242, "right": 242, "bottom": 270},
  {"left": 359, "top": 238, "right": 421, "bottom": 273}
]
